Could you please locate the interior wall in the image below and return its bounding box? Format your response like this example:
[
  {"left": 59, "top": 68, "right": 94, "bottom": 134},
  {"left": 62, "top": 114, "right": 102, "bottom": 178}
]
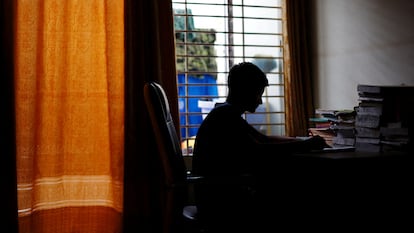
[{"left": 311, "top": 0, "right": 414, "bottom": 110}]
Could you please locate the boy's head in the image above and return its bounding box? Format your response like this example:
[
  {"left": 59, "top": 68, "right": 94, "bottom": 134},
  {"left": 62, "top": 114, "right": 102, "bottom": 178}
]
[{"left": 227, "top": 62, "right": 269, "bottom": 112}]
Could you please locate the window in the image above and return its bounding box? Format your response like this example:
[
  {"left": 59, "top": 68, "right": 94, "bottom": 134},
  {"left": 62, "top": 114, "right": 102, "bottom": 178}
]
[{"left": 172, "top": 0, "right": 285, "bottom": 155}]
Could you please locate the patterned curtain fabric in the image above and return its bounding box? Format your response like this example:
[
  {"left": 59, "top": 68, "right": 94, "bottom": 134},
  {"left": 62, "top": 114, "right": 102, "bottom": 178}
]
[
  {"left": 283, "top": 0, "right": 315, "bottom": 137},
  {"left": 14, "top": 1, "right": 124, "bottom": 232}
]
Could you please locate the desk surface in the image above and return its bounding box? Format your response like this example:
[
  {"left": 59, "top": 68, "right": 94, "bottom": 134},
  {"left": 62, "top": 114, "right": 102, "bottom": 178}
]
[{"left": 295, "top": 149, "right": 410, "bottom": 159}]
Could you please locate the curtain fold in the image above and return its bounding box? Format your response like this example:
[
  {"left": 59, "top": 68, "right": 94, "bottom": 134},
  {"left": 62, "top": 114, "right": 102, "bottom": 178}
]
[
  {"left": 14, "top": 1, "right": 124, "bottom": 232},
  {"left": 283, "top": 0, "right": 315, "bottom": 137},
  {"left": 123, "top": 0, "right": 178, "bottom": 233}
]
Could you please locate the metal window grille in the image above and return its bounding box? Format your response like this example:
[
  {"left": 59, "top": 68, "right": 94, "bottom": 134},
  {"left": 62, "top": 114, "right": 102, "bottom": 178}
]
[{"left": 172, "top": 0, "right": 286, "bottom": 155}]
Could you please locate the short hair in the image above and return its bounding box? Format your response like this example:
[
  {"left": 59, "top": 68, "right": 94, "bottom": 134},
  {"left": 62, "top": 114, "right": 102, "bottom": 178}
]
[{"left": 227, "top": 62, "right": 268, "bottom": 93}]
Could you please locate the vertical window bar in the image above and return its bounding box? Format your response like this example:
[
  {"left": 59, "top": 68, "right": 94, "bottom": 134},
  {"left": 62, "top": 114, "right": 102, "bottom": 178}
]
[
  {"left": 227, "top": 0, "right": 234, "bottom": 68},
  {"left": 184, "top": 3, "right": 190, "bottom": 141}
]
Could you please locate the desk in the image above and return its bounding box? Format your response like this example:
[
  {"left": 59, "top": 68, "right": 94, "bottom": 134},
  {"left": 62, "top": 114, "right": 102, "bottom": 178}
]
[
  {"left": 257, "top": 151, "right": 413, "bottom": 229},
  {"left": 289, "top": 150, "right": 411, "bottom": 174},
  {"left": 295, "top": 149, "right": 410, "bottom": 159}
]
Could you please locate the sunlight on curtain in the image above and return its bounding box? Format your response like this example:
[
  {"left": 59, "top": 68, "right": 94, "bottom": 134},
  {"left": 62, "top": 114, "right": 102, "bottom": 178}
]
[{"left": 14, "top": 0, "right": 124, "bottom": 232}]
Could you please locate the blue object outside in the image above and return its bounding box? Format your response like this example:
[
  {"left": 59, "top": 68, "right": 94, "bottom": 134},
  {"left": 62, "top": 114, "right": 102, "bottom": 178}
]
[{"left": 178, "top": 74, "right": 218, "bottom": 138}]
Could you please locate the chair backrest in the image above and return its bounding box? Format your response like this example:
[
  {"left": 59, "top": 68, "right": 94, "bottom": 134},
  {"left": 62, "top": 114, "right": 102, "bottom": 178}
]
[
  {"left": 144, "top": 81, "right": 191, "bottom": 233},
  {"left": 144, "top": 81, "right": 187, "bottom": 187}
]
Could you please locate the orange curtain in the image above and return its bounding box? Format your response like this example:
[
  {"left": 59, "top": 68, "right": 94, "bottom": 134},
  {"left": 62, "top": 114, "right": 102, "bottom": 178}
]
[
  {"left": 283, "top": 0, "right": 315, "bottom": 137},
  {"left": 14, "top": 1, "right": 124, "bottom": 232}
]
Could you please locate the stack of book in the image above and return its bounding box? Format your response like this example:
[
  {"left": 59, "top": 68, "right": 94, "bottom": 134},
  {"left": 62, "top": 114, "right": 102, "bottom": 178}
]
[
  {"left": 355, "top": 84, "right": 414, "bottom": 152},
  {"left": 309, "top": 109, "right": 356, "bottom": 147}
]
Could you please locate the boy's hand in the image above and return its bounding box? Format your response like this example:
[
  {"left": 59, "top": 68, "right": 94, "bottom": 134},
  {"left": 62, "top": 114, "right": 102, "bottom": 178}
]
[{"left": 306, "top": 135, "right": 330, "bottom": 150}]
